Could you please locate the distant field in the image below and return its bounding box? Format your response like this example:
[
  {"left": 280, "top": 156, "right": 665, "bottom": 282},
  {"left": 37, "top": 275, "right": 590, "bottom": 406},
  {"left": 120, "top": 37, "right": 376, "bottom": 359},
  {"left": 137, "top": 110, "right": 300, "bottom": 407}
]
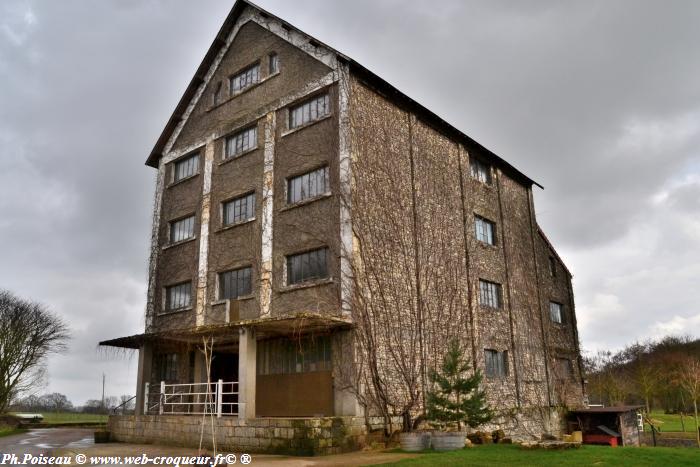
[
  {"left": 646, "top": 411, "right": 699, "bottom": 433},
  {"left": 11, "top": 412, "right": 107, "bottom": 424}
]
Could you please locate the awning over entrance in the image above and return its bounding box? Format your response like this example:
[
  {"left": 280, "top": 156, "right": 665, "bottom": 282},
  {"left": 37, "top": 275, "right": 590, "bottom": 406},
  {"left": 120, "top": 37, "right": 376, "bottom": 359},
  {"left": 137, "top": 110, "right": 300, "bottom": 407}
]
[{"left": 99, "top": 312, "right": 353, "bottom": 349}]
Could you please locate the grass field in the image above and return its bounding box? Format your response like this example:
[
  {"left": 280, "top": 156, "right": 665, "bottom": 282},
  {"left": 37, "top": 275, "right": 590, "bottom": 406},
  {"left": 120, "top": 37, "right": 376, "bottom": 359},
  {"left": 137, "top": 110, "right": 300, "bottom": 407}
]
[
  {"left": 0, "top": 426, "right": 27, "bottom": 438},
  {"left": 384, "top": 444, "right": 700, "bottom": 466},
  {"left": 10, "top": 412, "right": 107, "bottom": 424},
  {"left": 646, "top": 411, "right": 699, "bottom": 433}
]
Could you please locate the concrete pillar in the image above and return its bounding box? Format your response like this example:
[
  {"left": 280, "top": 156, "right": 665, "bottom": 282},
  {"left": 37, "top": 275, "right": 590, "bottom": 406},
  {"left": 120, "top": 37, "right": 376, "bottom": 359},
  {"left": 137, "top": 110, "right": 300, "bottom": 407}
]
[
  {"left": 334, "top": 387, "right": 360, "bottom": 416},
  {"left": 238, "top": 327, "right": 257, "bottom": 419},
  {"left": 134, "top": 343, "right": 153, "bottom": 415}
]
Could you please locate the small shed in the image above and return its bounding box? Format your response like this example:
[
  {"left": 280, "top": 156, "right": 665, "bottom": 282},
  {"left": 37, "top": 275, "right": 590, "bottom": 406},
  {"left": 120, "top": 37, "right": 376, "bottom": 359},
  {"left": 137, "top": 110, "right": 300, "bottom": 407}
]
[{"left": 569, "top": 406, "right": 643, "bottom": 447}]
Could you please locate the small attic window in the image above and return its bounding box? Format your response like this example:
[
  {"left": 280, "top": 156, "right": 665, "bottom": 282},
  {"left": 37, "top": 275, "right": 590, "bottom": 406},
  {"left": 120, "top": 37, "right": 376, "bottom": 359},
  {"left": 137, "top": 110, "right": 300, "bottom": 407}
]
[{"left": 269, "top": 53, "right": 279, "bottom": 74}]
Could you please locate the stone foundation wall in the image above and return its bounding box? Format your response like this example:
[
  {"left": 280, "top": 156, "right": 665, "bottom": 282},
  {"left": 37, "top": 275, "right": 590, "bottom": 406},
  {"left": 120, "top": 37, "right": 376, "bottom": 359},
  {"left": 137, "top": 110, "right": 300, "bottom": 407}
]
[
  {"left": 108, "top": 415, "right": 388, "bottom": 456},
  {"left": 478, "top": 407, "right": 566, "bottom": 442},
  {"left": 110, "top": 410, "right": 563, "bottom": 455}
]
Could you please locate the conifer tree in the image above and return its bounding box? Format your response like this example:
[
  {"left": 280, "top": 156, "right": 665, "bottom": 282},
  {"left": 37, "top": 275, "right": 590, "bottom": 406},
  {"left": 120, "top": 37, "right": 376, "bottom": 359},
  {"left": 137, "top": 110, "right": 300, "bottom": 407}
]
[{"left": 426, "top": 339, "right": 493, "bottom": 431}]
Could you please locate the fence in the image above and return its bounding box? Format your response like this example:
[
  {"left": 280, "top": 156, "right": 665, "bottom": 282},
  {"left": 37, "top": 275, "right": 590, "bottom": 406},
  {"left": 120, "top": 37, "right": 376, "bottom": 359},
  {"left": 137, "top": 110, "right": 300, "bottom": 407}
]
[{"left": 144, "top": 380, "right": 239, "bottom": 417}]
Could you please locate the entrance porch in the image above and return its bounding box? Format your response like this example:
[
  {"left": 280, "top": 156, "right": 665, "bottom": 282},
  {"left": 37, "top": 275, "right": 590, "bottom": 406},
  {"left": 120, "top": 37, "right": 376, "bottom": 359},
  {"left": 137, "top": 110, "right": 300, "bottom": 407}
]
[{"left": 100, "top": 313, "right": 358, "bottom": 422}]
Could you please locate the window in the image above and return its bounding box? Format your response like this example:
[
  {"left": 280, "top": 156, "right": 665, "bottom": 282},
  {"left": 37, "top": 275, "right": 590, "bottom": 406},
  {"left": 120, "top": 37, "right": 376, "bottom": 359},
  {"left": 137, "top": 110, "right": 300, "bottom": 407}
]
[
  {"left": 479, "top": 279, "right": 502, "bottom": 308},
  {"left": 166, "top": 282, "right": 191, "bottom": 311},
  {"left": 219, "top": 266, "right": 252, "bottom": 300},
  {"left": 471, "top": 158, "right": 492, "bottom": 184},
  {"left": 550, "top": 301, "right": 564, "bottom": 324},
  {"left": 222, "top": 192, "right": 255, "bottom": 226},
  {"left": 212, "top": 81, "right": 222, "bottom": 106},
  {"left": 549, "top": 256, "right": 557, "bottom": 277},
  {"left": 555, "top": 358, "right": 573, "bottom": 380},
  {"left": 229, "top": 63, "right": 260, "bottom": 93},
  {"left": 269, "top": 53, "right": 279, "bottom": 74},
  {"left": 289, "top": 93, "right": 330, "bottom": 129},
  {"left": 225, "top": 126, "right": 257, "bottom": 159},
  {"left": 156, "top": 353, "right": 178, "bottom": 381},
  {"left": 257, "top": 336, "right": 331, "bottom": 375},
  {"left": 287, "top": 166, "right": 330, "bottom": 204},
  {"left": 484, "top": 349, "right": 508, "bottom": 378},
  {"left": 173, "top": 153, "right": 199, "bottom": 182},
  {"left": 475, "top": 215, "right": 496, "bottom": 245},
  {"left": 286, "top": 248, "right": 328, "bottom": 285},
  {"left": 169, "top": 215, "right": 195, "bottom": 243}
]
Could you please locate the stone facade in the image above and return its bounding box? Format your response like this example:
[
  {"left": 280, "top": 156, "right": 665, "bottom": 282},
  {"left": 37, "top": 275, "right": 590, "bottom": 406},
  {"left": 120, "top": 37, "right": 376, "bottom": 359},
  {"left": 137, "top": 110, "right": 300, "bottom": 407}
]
[
  {"left": 102, "top": 0, "right": 585, "bottom": 451},
  {"left": 108, "top": 415, "right": 390, "bottom": 456}
]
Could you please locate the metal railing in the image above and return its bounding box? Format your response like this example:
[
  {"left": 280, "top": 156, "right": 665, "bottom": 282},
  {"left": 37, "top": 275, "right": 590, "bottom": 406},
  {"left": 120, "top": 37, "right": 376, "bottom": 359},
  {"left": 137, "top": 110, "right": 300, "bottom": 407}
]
[
  {"left": 144, "top": 380, "right": 239, "bottom": 417},
  {"left": 111, "top": 395, "right": 136, "bottom": 415}
]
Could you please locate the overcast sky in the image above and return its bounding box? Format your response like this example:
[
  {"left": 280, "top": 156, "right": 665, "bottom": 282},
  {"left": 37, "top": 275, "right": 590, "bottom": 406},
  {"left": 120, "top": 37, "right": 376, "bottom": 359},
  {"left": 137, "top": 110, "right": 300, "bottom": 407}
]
[{"left": 1, "top": 0, "right": 698, "bottom": 406}]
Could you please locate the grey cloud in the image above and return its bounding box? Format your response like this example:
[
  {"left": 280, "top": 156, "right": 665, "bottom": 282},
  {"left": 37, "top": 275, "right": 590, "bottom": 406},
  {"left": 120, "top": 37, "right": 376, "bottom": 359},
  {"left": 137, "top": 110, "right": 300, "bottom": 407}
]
[{"left": 1, "top": 0, "right": 699, "bottom": 403}]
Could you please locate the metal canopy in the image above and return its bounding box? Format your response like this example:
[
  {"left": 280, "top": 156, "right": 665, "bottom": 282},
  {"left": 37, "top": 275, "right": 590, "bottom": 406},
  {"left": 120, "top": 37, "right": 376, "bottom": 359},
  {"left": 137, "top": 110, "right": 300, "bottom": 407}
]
[{"left": 99, "top": 313, "right": 353, "bottom": 349}]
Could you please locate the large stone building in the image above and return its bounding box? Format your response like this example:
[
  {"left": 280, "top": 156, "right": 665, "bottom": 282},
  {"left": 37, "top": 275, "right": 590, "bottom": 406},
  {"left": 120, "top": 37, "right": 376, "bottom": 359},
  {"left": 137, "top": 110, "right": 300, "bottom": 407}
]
[{"left": 102, "top": 0, "right": 585, "bottom": 453}]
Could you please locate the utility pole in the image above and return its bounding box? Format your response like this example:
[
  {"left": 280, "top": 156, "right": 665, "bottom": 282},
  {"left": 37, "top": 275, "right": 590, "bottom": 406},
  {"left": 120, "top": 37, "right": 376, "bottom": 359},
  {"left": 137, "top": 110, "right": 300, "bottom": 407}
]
[{"left": 101, "top": 373, "right": 106, "bottom": 410}]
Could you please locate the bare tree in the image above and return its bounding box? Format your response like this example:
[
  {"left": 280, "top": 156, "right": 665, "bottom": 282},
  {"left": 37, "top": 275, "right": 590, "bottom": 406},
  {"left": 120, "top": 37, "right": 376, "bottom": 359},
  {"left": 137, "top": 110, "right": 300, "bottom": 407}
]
[
  {"left": 675, "top": 356, "right": 700, "bottom": 447},
  {"left": 40, "top": 393, "right": 73, "bottom": 412},
  {"left": 0, "top": 290, "right": 69, "bottom": 413}
]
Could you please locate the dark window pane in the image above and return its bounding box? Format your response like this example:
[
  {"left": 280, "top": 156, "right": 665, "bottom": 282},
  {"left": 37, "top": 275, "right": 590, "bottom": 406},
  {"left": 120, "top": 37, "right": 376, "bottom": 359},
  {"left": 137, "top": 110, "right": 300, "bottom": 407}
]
[
  {"left": 287, "top": 248, "right": 329, "bottom": 285},
  {"left": 471, "top": 159, "right": 492, "bottom": 184},
  {"left": 230, "top": 64, "right": 260, "bottom": 93},
  {"left": 479, "top": 279, "right": 502, "bottom": 308},
  {"left": 289, "top": 93, "right": 330, "bottom": 129},
  {"left": 287, "top": 167, "right": 329, "bottom": 204},
  {"left": 223, "top": 193, "right": 256, "bottom": 225},
  {"left": 166, "top": 282, "right": 191, "bottom": 311},
  {"left": 225, "top": 126, "right": 257, "bottom": 159},
  {"left": 256, "top": 336, "right": 331, "bottom": 375},
  {"left": 219, "top": 266, "right": 253, "bottom": 300}
]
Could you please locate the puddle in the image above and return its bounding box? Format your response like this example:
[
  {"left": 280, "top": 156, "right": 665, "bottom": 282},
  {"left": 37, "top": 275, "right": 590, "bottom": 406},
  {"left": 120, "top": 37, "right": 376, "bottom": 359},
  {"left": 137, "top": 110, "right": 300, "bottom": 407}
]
[{"left": 66, "top": 438, "right": 94, "bottom": 449}]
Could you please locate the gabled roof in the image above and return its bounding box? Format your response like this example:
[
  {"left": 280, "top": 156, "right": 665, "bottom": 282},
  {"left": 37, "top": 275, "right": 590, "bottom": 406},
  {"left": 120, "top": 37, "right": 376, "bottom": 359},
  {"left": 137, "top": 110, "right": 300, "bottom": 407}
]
[{"left": 146, "top": 0, "right": 542, "bottom": 189}]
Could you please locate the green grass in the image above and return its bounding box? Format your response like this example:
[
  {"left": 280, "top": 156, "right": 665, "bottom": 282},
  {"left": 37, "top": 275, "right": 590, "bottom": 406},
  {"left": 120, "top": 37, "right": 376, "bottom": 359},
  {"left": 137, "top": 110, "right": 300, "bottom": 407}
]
[
  {"left": 10, "top": 412, "right": 107, "bottom": 424},
  {"left": 381, "top": 444, "right": 700, "bottom": 466},
  {"left": 0, "top": 426, "right": 27, "bottom": 437},
  {"left": 646, "top": 411, "right": 699, "bottom": 433}
]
